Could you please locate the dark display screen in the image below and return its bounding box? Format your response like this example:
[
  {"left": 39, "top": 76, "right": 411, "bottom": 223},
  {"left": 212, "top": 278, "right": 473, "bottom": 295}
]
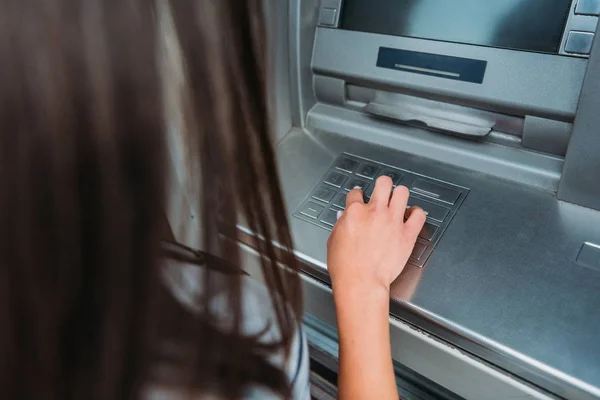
[{"left": 340, "top": 0, "right": 573, "bottom": 54}]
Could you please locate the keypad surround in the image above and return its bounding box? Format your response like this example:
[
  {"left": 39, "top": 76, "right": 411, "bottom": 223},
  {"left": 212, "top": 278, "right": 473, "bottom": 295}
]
[{"left": 293, "top": 154, "right": 469, "bottom": 268}]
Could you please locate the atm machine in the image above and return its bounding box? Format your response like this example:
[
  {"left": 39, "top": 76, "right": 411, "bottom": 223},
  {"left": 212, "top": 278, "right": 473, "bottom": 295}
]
[{"left": 235, "top": 0, "right": 600, "bottom": 398}]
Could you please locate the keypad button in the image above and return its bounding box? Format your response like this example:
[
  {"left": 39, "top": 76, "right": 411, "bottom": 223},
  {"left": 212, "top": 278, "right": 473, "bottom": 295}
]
[
  {"left": 379, "top": 169, "right": 403, "bottom": 186},
  {"left": 318, "top": 7, "right": 338, "bottom": 26},
  {"left": 335, "top": 157, "right": 359, "bottom": 173},
  {"left": 408, "top": 197, "right": 450, "bottom": 223},
  {"left": 312, "top": 186, "right": 336, "bottom": 203},
  {"left": 356, "top": 163, "right": 381, "bottom": 180},
  {"left": 419, "top": 222, "right": 439, "bottom": 241},
  {"left": 575, "top": 0, "right": 600, "bottom": 15},
  {"left": 332, "top": 193, "right": 347, "bottom": 209},
  {"left": 411, "top": 179, "right": 460, "bottom": 205},
  {"left": 343, "top": 178, "right": 370, "bottom": 192},
  {"left": 320, "top": 209, "right": 339, "bottom": 227},
  {"left": 565, "top": 31, "right": 595, "bottom": 55},
  {"left": 410, "top": 242, "right": 427, "bottom": 260},
  {"left": 299, "top": 202, "right": 324, "bottom": 219},
  {"left": 324, "top": 171, "right": 348, "bottom": 188}
]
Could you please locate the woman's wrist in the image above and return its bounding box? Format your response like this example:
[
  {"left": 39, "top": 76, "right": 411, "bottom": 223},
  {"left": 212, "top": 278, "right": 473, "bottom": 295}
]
[
  {"left": 331, "top": 268, "right": 390, "bottom": 298},
  {"left": 331, "top": 276, "right": 390, "bottom": 315}
]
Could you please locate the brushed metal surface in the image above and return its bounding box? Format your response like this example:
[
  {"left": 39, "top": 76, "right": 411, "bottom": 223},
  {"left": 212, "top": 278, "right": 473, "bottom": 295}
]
[{"left": 257, "top": 128, "right": 600, "bottom": 400}]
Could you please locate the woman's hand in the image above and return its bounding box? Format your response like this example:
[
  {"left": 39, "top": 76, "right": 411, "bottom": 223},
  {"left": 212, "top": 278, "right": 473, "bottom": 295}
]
[
  {"left": 327, "top": 176, "right": 426, "bottom": 400},
  {"left": 327, "top": 176, "right": 427, "bottom": 296}
]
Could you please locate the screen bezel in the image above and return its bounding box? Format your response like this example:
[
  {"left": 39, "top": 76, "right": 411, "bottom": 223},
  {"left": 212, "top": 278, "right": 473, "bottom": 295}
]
[
  {"left": 312, "top": 27, "right": 588, "bottom": 120},
  {"left": 339, "top": 0, "right": 573, "bottom": 55}
]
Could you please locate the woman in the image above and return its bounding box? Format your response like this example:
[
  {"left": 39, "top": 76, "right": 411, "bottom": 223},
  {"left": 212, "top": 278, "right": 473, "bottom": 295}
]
[{"left": 0, "top": 1, "right": 425, "bottom": 399}]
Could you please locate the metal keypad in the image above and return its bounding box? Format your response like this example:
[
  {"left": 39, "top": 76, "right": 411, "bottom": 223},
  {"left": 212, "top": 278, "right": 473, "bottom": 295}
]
[{"left": 293, "top": 154, "right": 469, "bottom": 268}]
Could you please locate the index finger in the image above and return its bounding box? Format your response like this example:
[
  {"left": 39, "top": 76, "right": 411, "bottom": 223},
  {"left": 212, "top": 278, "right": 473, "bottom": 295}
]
[{"left": 346, "top": 187, "right": 365, "bottom": 208}]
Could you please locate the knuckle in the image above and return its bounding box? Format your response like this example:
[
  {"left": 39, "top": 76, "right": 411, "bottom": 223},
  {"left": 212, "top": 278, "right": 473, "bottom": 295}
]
[
  {"left": 346, "top": 202, "right": 362, "bottom": 214},
  {"left": 346, "top": 202, "right": 364, "bottom": 219}
]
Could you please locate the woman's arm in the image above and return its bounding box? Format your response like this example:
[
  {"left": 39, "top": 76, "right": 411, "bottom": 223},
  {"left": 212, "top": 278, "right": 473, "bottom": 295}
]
[
  {"left": 327, "top": 177, "right": 426, "bottom": 399},
  {"left": 334, "top": 284, "right": 395, "bottom": 399}
]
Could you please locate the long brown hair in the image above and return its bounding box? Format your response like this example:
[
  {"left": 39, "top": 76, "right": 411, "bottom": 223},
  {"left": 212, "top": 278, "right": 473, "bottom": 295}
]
[{"left": 0, "top": 1, "right": 301, "bottom": 399}]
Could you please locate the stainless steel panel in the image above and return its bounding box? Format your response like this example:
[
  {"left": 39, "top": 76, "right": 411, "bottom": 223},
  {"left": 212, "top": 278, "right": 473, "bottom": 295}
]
[
  {"left": 264, "top": 128, "right": 600, "bottom": 400},
  {"left": 522, "top": 115, "right": 572, "bottom": 157},
  {"left": 294, "top": 270, "right": 557, "bottom": 399},
  {"left": 308, "top": 104, "right": 563, "bottom": 193},
  {"left": 265, "top": 0, "right": 293, "bottom": 141},
  {"left": 288, "top": 0, "right": 320, "bottom": 127}
]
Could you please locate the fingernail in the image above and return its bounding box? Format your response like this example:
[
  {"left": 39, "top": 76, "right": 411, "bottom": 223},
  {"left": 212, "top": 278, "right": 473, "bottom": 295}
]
[
  {"left": 353, "top": 186, "right": 362, "bottom": 190},
  {"left": 407, "top": 205, "right": 429, "bottom": 216},
  {"left": 336, "top": 210, "right": 342, "bottom": 220}
]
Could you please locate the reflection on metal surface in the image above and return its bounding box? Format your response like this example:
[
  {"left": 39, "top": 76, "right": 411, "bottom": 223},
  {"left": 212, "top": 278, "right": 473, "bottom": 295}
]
[{"left": 390, "top": 265, "right": 424, "bottom": 302}]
